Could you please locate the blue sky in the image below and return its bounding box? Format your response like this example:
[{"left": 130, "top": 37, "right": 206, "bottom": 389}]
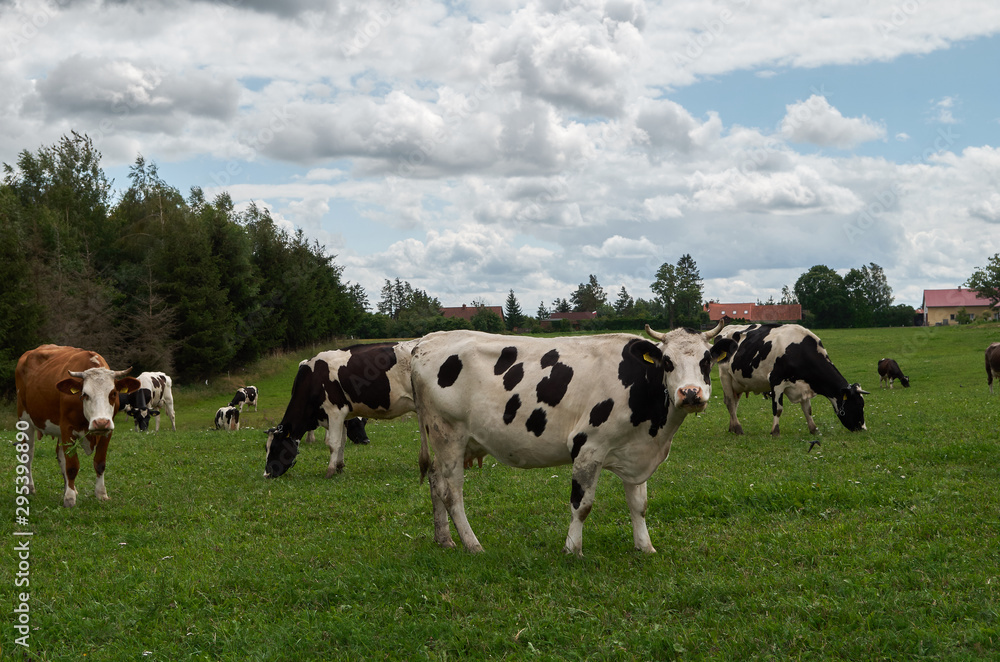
[{"left": 4, "top": 0, "right": 1000, "bottom": 310}]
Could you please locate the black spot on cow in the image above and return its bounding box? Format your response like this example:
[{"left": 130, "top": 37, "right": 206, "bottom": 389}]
[
  {"left": 570, "top": 479, "right": 584, "bottom": 509},
  {"left": 589, "top": 399, "right": 614, "bottom": 427},
  {"left": 503, "top": 363, "right": 525, "bottom": 391},
  {"left": 571, "top": 433, "right": 587, "bottom": 460},
  {"left": 699, "top": 350, "right": 713, "bottom": 384},
  {"left": 526, "top": 408, "right": 547, "bottom": 437},
  {"left": 494, "top": 346, "right": 518, "bottom": 375},
  {"left": 536, "top": 362, "right": 574, "bottom": 407},
  {"left": 503, "top": 394, "right": 521, "bottom": 425},
  {"left": 337, "top": 343, "right": 398, "bottom": 410},
  {"left": 437, "top": 354, "right": 463, "bottom": 388},
  {"left": 541, "top": 349, "right": 560, "bottom": 369},
  {"left": 618, "top": 339, "right": 669, "bottom": 436},
  {"left": 731, "top": 324, "right": 777, "bottom": 379}
]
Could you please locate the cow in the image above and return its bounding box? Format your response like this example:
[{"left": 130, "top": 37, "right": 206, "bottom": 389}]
[
  {"left": 265, "top": 341, "right": 419, "bottom": 479},
  {"left": 302, "top": 417, "right": 370, "bottom": 445},
  {"left": 409, "top": 322, "right": 737, "bottom": 556},
  {"left": 229, "top": 385, "right": 258, "bottom": 412},
  {"left": 215, "top": 406, "right": 240, "bottom": 431},
  {"left": 15, "top": 345, "right": 140, "bottom": 507},
  {"left": 121, "top": 371, "right": 176, "bottom": 431},
  {"left": 877, "top": 358, "right": 910, "bottom": 389},
  {"left": 987, "top": 343, "right": 1000, "bottom": 394},
  {"left": 716, "top": 323, "right": 868, "bottom": 437}
]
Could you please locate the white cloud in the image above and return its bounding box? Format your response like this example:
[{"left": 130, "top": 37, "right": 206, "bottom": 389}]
[{"left": 780, "top": 95, "right": 886, "bottom": 148}]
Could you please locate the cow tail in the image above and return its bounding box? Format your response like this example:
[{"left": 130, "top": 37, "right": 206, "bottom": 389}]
[{"left": 418, "top": 425, "right": 430, "bottom": 484}]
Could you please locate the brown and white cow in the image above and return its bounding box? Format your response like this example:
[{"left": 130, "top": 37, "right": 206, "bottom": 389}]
[
  {"left": 410, "top": 323, "right": 736, "bottom": 556},
  {"left": 15, "top": 345, "right": 140, "bottom": 507},
  {"left": 877, "top": 358, "right": 910, "bottom": 389},
  {"left": 987, "top": 343, "right": 1000, "bottom": 394},
  {"left": 265, "top": 341, "right": 418, "bottom": 478}
]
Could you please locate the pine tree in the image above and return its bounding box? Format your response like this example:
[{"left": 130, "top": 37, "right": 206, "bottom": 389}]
[{"left": 504, "top": 289, "right": 524, "bottom": 330}]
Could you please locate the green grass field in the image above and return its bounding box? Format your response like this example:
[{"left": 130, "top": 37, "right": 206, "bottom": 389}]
[{"left": 3, "top": 325, "right": 999, "bottom": 661}]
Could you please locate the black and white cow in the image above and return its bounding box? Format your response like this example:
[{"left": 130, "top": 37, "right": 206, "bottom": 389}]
[
  {"left": 229, "top": 385, "right": 258, "bottom": 412},
  {"left": 264, "top": 341, "right": 418, "bottom": 478},
  {"left": 717, "top": 324, "right": 868, "bottom": 437},
  {"left": 121, "top": 371, "right": 176, "bottom": 431},
  {"left": 877, "top": 358, "right": 910, "bottom": 389},
  {"left": 410, "top": 323, "right": 736, "bottom": 556},
  {"left": 987, "top": 343, "right": 1000, "bottom": 394},
  {"left": 215, "top": 406, "right": 240, "bottom": 431}
]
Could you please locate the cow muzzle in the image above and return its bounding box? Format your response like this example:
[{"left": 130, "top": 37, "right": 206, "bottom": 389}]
[
  {"left": 677, "top": 386, "right": 708, "bottom": 412},
  {"left": 90, "top": 418, "right": 113, "bottom": 431}
]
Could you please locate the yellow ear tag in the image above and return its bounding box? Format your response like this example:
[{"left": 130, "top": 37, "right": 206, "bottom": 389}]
[
  {"left": 70, "top": 387, "right": 80, "bottom": 395},
  {"left": 716, "top": 351, "right": 727, "bottom": 362},
  {"left": 643, "top": 353, "right": 656, "bottom": 364},
  {"left": 119, "top": 387, "right": 130, "bottom": 394},
  {"left": 842, "top": 394, "right": 847, "bottom": 401}
]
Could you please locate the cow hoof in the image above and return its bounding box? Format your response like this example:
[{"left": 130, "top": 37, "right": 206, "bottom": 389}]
[
  {"left": 437, "top": 538, "right": 457, "bottom": 549},
  {"left": 770, "top": 427, "right": 781, "bottom": 437},
  {"left": 324, "top": 467, "right": 343, "bottom": 478},
  {"left": 352, "top": 439, "right": 370, "bottom": 445},
  {"left": 729, "top": 424, "right": 743, "bottom": 435},
  {"left": 63, "top": 498, "right": 77, "bottom": 508}
]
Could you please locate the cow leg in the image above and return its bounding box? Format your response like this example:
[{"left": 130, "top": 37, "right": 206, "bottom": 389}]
[
  {"left": 723, "top": 390, "right": 743, "bottom": 435},
  {"left": 428, "top": 459, "right": 481, "bottom": 553},
  {"left": 323, "top": 417, "right": 347, "bottom": 478},
  {"left": 426, "top": 467, "right": 456, "bottom": 549},
  {"left": 564, "top": 450, "right": 605, "bottom": 557},
  {"left": 93, "top": 435, "right": 111, "bottom": 502},
  {"left": 800, "top": 398, "right": 818, "bottom": 434},
  {"left": 770, "top": 392, "right": 783, "bottom": 436},
  {"left": 57, "top": 434, "right": 80, "bottom": 508},
  {"left": 623, "top": 481, "right": 656, "bottom": 554}
]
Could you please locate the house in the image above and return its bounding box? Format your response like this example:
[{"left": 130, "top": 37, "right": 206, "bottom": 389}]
[
  {"left": 542, "top": 311, "right": 597, "bottom": 330},
  {"left": 920, "top": 288, "right": 999, "bottom": 325},
  {"left": 705, "top": 302, "right": 802, "bottom": 323},
  {"left": 440, "top": 304, "right": 505, "bottom": 323}
]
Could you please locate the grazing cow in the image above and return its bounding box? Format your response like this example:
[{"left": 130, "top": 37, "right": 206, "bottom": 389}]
[
  {"left": 229, "top": 385, "right": 258, "bottom": 412},
  {"left": 410, "top": 323, "right": 736, "bottom": 556},
  {"left": 215, "top": 406, "right": 240, "bottom": 431},
  {"left": 717, "top": 324, "right": 868, "bottom": 437},
  {"left": 15, "top": 345, "right": 140, "bottom": 507},
  {"left": 122, "top": 371, "right": 176, "bottom": 431},
  {"left": 987, "top": 343, "right": 1000, "bottom": 394},
  {"left": 303, "top": 418, "right": 370, "bottom": 445},
  {"left": 877, "top": 358, "right": 910, "bottom": 389},
  {"left": 265, "top": 341, "right": 418, "bottom": 479}
]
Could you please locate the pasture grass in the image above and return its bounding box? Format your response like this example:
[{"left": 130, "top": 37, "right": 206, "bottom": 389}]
[{"left": 3, "top": 325, "right": 1000, "bottom": 660}]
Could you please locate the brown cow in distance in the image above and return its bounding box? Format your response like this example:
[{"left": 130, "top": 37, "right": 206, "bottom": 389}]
[
  {"left": 877, "top": 358, "right": 910, "bottom": 388},
  {"left": 987, "top": 343, "right": 1000, "bottom": 394},
  {"left": 15, "top": 345, "right": 140, "bottom": 507}
]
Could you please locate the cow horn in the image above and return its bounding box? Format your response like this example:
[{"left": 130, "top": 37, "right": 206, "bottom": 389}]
[
  {"left": 703, "top": 318, "right": 725, "bottom": 339},
  {"left": 644, "top": 324, "right": 666, "bottom": 341},
  {"left": 68, "top": 370, "right": 86, "bottom": 379},
  {"left": 113, "top": 367, "right": 133, "bottom": 378}
]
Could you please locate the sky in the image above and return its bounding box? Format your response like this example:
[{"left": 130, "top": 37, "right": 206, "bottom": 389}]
[{"left": 3, "top": 0, "right": 1000, "bottom": 312}]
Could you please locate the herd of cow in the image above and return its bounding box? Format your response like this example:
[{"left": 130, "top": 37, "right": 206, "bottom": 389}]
[{"left": 14, "top": 329, "right": 1000, "bottom": 555}]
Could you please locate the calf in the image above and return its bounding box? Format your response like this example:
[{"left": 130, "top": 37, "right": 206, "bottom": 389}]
[
  {"left": 877, "top": 358, "right": 910, "bottom": 389},
  {"left": 410, "top": 323, "right": 736, "bottom": 556},
  {"left": 15, "top": 345, "right": 140, "bottom": 507},
  {"left": 122, "top": 371, "right": 176, "bottom": 431},
  {"left": 229, "top": 385, "right": 258, "bottom": 412},
  {"left": 215, "top": 406, "right": 240, "bottom": 431},
  {"left": 987, "top": 343, "right": 1000, "bottom": 394},
  {"left": 265, "top": 341, "right": 418, "bottom": 478},
  {"left": 717, "top": 324, "right": 868, "bottom": 436}
]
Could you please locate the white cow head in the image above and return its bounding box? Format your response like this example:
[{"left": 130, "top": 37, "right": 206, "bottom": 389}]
[
  {"left": 643, "top": 321, "right": 736, "bottom": 413},
  {"left": 57, "top": 367, "right": 140, "bottom": 432}
]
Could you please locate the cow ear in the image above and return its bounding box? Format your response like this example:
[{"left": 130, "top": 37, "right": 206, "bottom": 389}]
[
  {"left": 116, "top": 377, "right": 142, "bottom": 394},
  {"left": 630, "top": 340, "right": 663, "bottom": 365},
  {"left": 56, "top": 378, "right": 84, "bottom": 395},
  {"left": 711, "top": 338, "right": 737, "bottom": 364}
]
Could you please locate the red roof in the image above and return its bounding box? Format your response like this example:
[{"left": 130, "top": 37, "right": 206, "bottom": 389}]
[
  {"left": 549, "top": 311, "right": 597, "bottom": 321},
  {"left": 440, "top": 305, "right": 505, "bottom": 321},
  {"left": 706, "top": 302, "right": 802, "bottom": 322},
  {"left": 922, "top": 288, "right": 996, "bottom": 308}
]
